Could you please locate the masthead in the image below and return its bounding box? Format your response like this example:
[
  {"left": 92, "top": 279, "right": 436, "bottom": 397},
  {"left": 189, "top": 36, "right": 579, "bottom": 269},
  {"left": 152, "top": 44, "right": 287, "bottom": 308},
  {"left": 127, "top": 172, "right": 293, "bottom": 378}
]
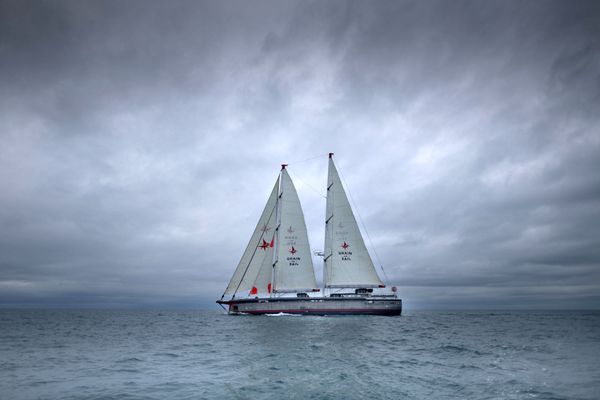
[
  {"left": 329, "top": 152, "right": 334, "bottom": 159},
  {"left": 281, "top": 163, "right": 288, "bottom": 170}
]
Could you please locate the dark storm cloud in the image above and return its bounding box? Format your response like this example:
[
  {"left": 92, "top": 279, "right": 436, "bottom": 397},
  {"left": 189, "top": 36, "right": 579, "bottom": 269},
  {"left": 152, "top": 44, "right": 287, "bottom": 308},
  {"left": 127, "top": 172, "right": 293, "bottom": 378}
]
[{"left": 0, "top": 0, "right": 599, "bottom": 308}]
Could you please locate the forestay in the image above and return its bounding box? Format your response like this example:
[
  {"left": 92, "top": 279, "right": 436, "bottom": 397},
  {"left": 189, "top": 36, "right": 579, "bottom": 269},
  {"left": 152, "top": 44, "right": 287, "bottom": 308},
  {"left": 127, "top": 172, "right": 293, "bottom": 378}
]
[{"left": 324, "top": 157, "right": 384, "bottom": 288}]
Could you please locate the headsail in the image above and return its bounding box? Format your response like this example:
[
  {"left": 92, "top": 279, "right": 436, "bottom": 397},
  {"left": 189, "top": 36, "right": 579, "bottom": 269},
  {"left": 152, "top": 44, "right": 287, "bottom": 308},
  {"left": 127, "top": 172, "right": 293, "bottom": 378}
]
[
  {"left": 223, "top": 177, "right": 279, "bottom": 296},
  {"left": 324, "top": 155, "right": 384, "bottom": 288},
  {"left": 274, "top": 168, "right": 319, "bottom": 292},
  {"left": 251, "top": 235, "right": 275, "bottom": 295}
]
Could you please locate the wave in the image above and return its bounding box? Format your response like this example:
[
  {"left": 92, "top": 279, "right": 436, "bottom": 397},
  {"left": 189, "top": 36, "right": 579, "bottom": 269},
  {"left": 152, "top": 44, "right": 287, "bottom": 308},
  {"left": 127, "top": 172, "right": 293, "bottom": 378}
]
[{"left": 265, "top": 312, "right": 302, "bottom": 317}]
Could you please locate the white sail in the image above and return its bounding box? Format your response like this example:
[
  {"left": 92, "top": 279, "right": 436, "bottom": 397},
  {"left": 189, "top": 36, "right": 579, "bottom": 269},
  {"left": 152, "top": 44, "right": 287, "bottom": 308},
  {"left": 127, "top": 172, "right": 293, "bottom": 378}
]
[
  {"left": 274, "top": 168, "right": 318, "bottom": 292},
  {"left": 251, "top": 235, "right": 275, "bottom": 295},
  {"left": 224, "top": 177, "right": 279, "bottom": 296},
  {"left": 324, "top": 156, "right": 384, "bottom": 288}
]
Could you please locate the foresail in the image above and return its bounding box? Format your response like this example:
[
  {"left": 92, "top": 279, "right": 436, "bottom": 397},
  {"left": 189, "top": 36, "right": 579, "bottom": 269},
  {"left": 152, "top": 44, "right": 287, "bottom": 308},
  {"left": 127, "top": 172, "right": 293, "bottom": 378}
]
[
  {"left": 274, "top": 169, "right": 318, "bottom": 292},
  {"left": 251, "top": 237, "right": 274, "bottom": 294},
  {"left": 224, "top": 177, "right": 279, "bottom": 296},
  {"left": 324, "top": 158, "right": 384, "bottom": 288}
]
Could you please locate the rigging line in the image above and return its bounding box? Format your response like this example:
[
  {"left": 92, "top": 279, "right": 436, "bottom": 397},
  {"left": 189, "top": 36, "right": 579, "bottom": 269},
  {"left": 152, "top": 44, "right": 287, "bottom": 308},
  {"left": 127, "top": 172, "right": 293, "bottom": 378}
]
[
  {"left": 336, "top": 164, "right": 391, "bottom": 284},
  {"left": 286, "top": 169, "right": 327, "bottom": 199},
  {"left": 286, "top": 153, "right": 330, "bottom": 166}
]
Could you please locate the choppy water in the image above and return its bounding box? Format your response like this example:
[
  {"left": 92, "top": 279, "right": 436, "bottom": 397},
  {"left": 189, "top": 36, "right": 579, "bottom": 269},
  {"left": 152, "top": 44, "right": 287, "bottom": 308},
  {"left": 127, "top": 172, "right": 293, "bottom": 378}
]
[{"left": 1, "top": 310, "right": 599, "bottom": 399}]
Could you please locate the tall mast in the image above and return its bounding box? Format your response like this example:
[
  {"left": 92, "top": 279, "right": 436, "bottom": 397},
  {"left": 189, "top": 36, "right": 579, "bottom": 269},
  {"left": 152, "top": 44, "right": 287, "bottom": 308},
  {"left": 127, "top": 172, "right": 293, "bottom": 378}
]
[
  {"left": 324, "top": 152, "right": 335, "bottom": 295},
  {"left": 271, "top": 164, "right": 286, "bottom": 295}
]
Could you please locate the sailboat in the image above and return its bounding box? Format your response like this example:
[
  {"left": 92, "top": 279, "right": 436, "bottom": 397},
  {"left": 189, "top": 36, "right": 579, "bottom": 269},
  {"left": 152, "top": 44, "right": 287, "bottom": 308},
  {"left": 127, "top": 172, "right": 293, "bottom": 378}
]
[{"left": 216, "top": 153, "right": 402, "bottom": 316}]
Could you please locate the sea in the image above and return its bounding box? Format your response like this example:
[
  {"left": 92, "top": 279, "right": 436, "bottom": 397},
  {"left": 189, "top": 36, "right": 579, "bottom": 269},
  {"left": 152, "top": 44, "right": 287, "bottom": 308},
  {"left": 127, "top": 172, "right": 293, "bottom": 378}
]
[{"left": 1, "top": 310, "right": 599, "bottom": 400}]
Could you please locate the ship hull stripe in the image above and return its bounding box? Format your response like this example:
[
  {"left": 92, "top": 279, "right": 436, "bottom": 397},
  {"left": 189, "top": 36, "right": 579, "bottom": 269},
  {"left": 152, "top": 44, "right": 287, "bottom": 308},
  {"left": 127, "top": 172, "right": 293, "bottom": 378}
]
[{"left": 239, "top": 308, "right": 401, "bottom": 316}]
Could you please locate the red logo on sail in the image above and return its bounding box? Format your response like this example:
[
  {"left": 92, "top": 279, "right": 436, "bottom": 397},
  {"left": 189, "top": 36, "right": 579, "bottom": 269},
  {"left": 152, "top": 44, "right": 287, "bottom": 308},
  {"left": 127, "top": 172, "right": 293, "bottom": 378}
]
[
  {"left": 289, "top": 246, "right": 297, "bottom": 254},
  {"left": 341, "top": 242, "right": 349, "bottom": 249},
  {"left": 259, "top": 238, "right": 274, "bottom": 250},
  {"left": 287, "top": 226, "right": 294, "bottom": 234}
]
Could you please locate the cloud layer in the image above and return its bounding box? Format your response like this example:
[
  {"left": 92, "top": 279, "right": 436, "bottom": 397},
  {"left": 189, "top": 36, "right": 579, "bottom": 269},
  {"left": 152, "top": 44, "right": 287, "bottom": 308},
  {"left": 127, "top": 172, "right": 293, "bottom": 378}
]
[{"left": 1, "top": 0, "right": 599, "bottom": 308}]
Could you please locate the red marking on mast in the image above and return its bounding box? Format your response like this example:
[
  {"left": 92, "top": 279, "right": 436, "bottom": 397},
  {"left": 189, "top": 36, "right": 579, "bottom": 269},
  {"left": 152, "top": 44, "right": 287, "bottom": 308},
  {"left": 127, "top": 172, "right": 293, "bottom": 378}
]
[
  {"left": 250, "top": 287, "right": 258, "bottom": 295},
  {"left": 269, "top": 237, "right": 274, "bottom": 247},
  {"left": 267, "top": 283, "right": 272, "bottom": 293}
]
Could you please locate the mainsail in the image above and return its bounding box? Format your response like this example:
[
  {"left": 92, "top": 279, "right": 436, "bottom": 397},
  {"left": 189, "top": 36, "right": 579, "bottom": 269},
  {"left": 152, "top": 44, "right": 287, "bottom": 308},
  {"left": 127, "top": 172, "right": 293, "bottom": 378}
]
[
  {"left": 324, "top": 155, "right": 384, "bottom": 288},
  {"left": 274, "top": 168, "right": 319, "bottom": 292},
  {"left": 224, "top": 177, "right": 279, "bottom": 296}
]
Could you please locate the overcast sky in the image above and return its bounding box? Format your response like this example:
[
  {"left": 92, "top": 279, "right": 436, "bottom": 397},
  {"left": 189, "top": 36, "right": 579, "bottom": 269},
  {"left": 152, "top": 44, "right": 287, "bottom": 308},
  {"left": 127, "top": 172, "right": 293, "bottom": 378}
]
[{"left": 1, "top": 0, "right": 599, "bottom": 309}]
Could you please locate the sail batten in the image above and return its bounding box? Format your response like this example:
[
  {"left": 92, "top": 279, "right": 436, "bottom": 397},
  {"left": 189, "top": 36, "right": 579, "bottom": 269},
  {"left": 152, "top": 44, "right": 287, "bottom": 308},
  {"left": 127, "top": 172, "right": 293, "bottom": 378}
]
[{"left": 323, "top": 158, "right": 384, "bottom": 288}]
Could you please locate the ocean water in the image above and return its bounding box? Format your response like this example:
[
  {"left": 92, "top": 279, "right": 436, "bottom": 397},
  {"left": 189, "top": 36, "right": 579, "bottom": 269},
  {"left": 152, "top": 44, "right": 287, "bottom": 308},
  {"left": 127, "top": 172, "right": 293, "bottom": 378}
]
[{"left": 1, "top": 310, "right": 599, "bottom": 400}]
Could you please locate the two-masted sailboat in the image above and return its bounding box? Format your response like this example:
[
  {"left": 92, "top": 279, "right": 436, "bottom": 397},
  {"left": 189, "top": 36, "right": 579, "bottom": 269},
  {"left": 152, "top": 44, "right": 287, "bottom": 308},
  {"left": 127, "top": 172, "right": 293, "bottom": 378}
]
[{"left": 216, "top": 154, "right": 402, "bottom": 316}]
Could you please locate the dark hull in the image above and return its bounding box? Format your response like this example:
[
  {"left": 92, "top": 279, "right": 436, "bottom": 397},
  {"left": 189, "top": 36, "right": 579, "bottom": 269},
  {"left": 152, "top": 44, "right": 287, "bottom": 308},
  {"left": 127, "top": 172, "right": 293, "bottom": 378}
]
[{"left": 217, "top": 296, "right": 402, "bottom": 316}]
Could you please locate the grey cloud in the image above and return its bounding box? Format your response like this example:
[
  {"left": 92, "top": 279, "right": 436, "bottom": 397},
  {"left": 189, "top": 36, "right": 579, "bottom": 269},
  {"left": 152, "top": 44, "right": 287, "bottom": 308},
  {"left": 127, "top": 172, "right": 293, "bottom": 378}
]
[{"left": 0, "top": 0, "right": 599, "bottom": 309}]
